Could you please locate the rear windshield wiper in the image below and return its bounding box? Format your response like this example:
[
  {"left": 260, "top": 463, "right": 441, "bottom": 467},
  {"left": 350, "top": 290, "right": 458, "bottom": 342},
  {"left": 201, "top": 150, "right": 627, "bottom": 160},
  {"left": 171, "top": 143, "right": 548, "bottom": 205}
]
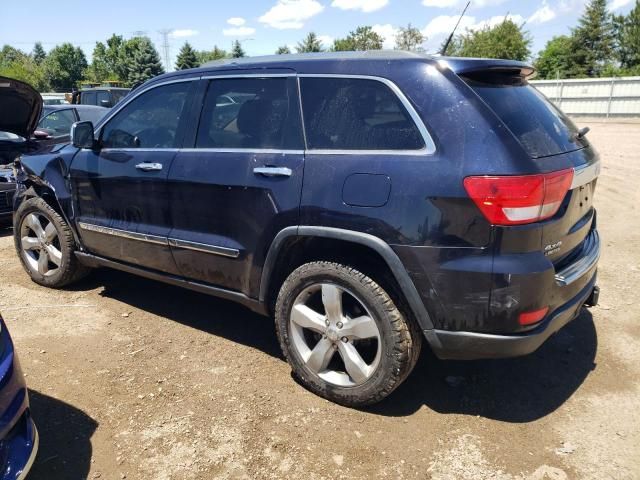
[{"left": 573, "top": 126, "right": 590, "bottom": 141}]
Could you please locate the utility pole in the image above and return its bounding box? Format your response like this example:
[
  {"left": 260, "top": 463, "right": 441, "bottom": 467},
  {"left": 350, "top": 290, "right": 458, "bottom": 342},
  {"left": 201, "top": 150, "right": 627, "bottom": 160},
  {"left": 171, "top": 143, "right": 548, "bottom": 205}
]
[{"left": 158, "top": 29, "right": 173, "bottom": 72}]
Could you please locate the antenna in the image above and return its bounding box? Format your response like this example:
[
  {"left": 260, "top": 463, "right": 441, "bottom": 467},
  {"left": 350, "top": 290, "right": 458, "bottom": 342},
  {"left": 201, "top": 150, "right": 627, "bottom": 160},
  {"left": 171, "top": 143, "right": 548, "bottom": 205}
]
[
  {"left": 158, "top": 29, "right": 173, "bottom": 71},
  {"left": 440, "top": 1, "right": 471, "bottom": 56}
]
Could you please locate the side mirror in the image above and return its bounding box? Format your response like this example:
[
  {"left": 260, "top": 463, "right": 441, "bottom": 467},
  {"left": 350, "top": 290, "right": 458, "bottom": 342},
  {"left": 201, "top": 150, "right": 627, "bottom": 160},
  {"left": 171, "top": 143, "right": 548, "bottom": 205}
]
[
  {"left": 100, "top": 99, "right": 113, "bottom": 108},
  {"left": 71, "top": 121, "right": 96, "bottom": 149},
  {"left": 33, "top": 130, "right": 52, "bottom": 140}
]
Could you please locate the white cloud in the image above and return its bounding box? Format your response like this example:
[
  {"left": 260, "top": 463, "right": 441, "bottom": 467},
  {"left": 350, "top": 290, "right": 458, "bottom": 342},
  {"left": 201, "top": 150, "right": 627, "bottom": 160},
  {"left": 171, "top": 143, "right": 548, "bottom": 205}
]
[
  {"left": 423, "top": 15, "right": 476, "bottom": 38},
  {"left": 471, "top": 14, "right": 525, "bottom": 30},
  {"left": 372, "top": 24, "right": 399, "bottom": 49},
  {"left": 422, "top": 0, "right": 459, "bottom": 8},
  {"left": 227, "top": 17, "right": 246, "bottom": 26},
  {"left": 259, "top": 0, "right": 325, "bottom": 29},
  {"left": 529, "top": 1, "right": 556, "bottom": 23},
  {"left": 331, "top": 0, "right": 389, "bottom": 12},
  {"left": 170, "top": 29, "right": 199, "bottom": 38},
  {"left": 609, "top": 0, "right": 633, "bottom": 9},
  {"left": 318, "top": 35, "right": 335, "bottom": 48},
  {"left": 223, "top": 26, "right": 257, "bottom": 36}
]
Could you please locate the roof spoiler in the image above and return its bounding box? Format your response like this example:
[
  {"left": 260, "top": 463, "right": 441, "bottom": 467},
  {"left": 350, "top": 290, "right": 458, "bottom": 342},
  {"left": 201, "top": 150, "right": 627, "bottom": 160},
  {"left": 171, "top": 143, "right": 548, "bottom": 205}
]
[{"left": 438, "top": 57, "right": 536, "bottom": 79}]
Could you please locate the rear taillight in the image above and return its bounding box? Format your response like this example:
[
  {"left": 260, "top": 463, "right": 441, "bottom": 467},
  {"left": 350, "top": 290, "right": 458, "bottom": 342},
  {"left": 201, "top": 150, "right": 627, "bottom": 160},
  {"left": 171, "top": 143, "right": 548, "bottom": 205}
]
[{"left": 463, "top": 169, "right": 574, "bottom": 225}]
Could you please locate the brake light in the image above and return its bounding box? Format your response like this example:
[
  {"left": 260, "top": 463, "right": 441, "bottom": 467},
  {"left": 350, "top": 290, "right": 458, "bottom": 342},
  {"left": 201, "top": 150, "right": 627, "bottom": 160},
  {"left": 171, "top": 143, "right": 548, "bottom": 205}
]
[
  {"left": 519, "top": 307, "right": 549, "bottom": 326},
  {"left": 463, "top": 169, "right": 574, "bottom": 225}
]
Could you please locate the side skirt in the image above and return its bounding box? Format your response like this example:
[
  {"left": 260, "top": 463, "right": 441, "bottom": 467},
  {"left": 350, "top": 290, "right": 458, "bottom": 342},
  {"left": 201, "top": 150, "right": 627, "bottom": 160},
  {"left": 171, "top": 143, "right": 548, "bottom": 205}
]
[{"left": 75, "top": 252, "right": 268, "bottom": 316}]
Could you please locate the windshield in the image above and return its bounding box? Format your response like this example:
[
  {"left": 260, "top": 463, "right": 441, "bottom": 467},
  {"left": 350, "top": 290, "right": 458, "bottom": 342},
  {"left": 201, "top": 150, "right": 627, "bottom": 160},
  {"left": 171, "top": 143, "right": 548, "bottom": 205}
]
[{"left": 463, "top": 74, "right": 586, "bottom": 158}]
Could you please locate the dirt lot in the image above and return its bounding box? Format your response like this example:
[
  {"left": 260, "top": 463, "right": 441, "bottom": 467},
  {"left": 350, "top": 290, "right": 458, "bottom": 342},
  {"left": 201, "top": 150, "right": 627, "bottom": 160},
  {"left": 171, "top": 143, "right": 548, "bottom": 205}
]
[{"left": 1, "top": 121, "right": 639, "bottom": 480}]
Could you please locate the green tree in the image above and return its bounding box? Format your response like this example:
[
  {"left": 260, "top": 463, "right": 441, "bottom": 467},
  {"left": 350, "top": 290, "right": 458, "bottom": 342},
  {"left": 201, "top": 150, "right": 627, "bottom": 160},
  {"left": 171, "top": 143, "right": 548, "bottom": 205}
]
[
  {"left": 395, "top": 24, "right": 425, "bottom": 51},
  {"left": 230, "top": 40, "right": 246, "bottom": 58},
  {"left": 32, "top": 42, "right": 46, "bottom": 64},
  {"left": 614, "top": 0, "right": 640, "bottom": 71},
  {"left": 296, "top": 32, "right": 323, "bottom": 53},
  {"left": 534, "top": 35, "right": 584, "bottom": 79},
  {"left": 197, "top": 46, "right": 227, "bottom": 64},
  {"left": 105, "top": 34, "right": 127, "bottom": 81},
  {"left": 0, "top": 45, "right": 28, "bottom": 66},
  {"left": 175, "top": 42, "right": 199, "bottom": 70},
  {"left": 0, "top": 56, "right": 48, "bottom": 91},
  {"left": 125, "top": 37, "right": 164, "bottom": 86},
  {"left": 87, "top": 42, "right": 112, "bottom": 83},
  {"left": 571, "top": 0, "right": 615, "bottom": 77},
  {"left": 44, "top": 43, "right": 88, "bottom": 90},
  {"left": 276, "top": 45, "right": 291, "bottom": 54},
  {"left": 447, "top": 19, "right": 531, "bottom": 61},
  {"left": 332, "top": 26, "right": 383, "bottom": 51}
]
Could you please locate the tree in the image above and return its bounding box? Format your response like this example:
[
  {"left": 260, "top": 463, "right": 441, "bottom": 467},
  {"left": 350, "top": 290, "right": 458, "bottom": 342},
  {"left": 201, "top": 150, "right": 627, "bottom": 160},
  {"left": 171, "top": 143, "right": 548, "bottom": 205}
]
[
  {"left": 175, "top": 42, "right": 199, "bottom": 70},
  {"left": 231, "top": 40, "right": 246, "bottom": 58},
  {"left": 126, "top": 37, "right": 164, "bottom": 86},
  {"left": 296, "top": 32, "right": 323, "bottom": 53},
  {"left": 105, "top": 34, "right": 127, "bottom": 81},
  {"left": 198, "top": 46, "right": 227, "bottom": 64},
  {"left": 535, "top": 36, "right": 584, "bottom": 79},
  {"left": 276, "top": 45, "right": 291, "bottom": 54},
  {"left": 614, "top": 0, "right": 640, "bottom": 71},
  {"left": 447, "top": 19, "right": 531, "bottom": 61},
  {"left": 32, "top": 42, "right": 46, "bottom": 64},
  {"left": 44, "top": 43, "right": 88, "bottom": 90},
  {"left": 0, "top": 45, "right": 28, "bottom": 66},
  {"left": 395, "top": 24, "right": 425, "bottom": 51},
  {"left": 332, "top": 26, "right": 383, "bottom": 51},
  {"left": 571, "top": 0, "right": 615, "bottom": 77},
  {"left": 87, "top": 42, "right": 112, "bottom": 83}
]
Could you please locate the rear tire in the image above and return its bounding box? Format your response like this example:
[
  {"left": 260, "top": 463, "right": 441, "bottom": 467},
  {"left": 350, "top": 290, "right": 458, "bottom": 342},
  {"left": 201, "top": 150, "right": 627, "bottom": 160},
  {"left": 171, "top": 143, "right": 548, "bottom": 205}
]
[
  {"left": 13, "top": 197, "right": 90, "bottom": 288},
  {"left": 275, "top": 261, "right": 422, "bottom": 407}
]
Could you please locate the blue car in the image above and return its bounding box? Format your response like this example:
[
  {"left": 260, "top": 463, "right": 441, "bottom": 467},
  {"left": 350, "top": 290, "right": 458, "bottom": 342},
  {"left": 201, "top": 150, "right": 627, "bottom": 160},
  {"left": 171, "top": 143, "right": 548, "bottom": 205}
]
[
  {"left": 8, "top": 52, "right": 600, "bottom": 407},
  {"left": 0, "top": 315, "right": 38, "bottom": 478}
]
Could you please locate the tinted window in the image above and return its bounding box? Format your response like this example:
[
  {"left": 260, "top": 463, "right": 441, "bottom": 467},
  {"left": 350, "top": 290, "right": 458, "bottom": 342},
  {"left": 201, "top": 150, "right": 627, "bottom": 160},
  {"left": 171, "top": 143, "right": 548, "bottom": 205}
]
[
  {"left": 77, "top": 108, "right": 107, "bottom": 125},
  {"left": 463, "top": 75, "right": 585, "bottom": 158},
  {"left": 81, "top": 91, "right": 96, "bottom": 105},
  {"left": 37, "top": 109, "right": 76, "bottom": 136},
  {"left": 196, "top": 77, "right": 303, "bottom": 150},
  {"left": 96, "top": 91, "right": 111, "bottom": 107},
  {"left": 101, "top": 82, "right": 190, "bottom": 149},
  {"left": 300, "top": 77, "right": 425, "bottom": 151}
]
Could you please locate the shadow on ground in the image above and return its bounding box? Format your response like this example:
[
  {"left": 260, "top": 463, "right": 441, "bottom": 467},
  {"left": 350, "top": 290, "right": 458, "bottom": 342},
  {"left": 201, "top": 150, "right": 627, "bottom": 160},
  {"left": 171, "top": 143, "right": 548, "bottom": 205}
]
[
  {"left": 0, "top": 226, "right": 13, "bottom": 238},
  {"left": 74, "top": 268, "right": 597, "bottom": 423},
  {"left": 28, "top": 390, "right": 97, "bottom": 479}
]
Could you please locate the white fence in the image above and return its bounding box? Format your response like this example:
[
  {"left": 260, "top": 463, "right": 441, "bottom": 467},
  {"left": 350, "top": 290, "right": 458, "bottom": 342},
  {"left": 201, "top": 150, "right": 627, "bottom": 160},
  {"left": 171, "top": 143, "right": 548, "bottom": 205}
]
[{"left": 530, "top": 76, "right": 640, "bottom": 117}]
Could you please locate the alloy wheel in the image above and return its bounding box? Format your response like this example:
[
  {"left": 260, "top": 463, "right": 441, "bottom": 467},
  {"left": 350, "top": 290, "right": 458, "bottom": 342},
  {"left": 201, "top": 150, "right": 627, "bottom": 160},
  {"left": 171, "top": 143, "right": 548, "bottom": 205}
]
[
  {"left": 20, "top": 213, "right": 62, "bottom": 277},
  {"left": 289, "top": 283, "right": 382, "bottom": 387}
]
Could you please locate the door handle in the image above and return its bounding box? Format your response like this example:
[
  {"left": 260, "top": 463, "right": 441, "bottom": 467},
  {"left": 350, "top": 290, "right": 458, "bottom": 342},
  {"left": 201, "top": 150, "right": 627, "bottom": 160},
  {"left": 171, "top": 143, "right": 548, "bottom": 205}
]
[
  {"left": 135, "top": 162, "right": 163, "bottom": 172},
  {"left": 253, "top": 166, "right": 292, "bottom": 177}
]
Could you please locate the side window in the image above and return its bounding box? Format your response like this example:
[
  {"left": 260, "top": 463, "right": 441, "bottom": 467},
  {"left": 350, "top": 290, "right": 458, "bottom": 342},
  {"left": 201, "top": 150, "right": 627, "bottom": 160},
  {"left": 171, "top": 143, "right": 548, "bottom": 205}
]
[
  {"left": 37, "top": 109, "right": 76, "bottom": 136},
  {"left": 81, "top": 92, "right": 96, "bottom": 105},
  {"left": 196, "top": 77, "right": 303, "bottom": 150},
  {"left": 101, "top": 82, "right": 190, "bottom": 149},
  {"left": 96, "top": 91, "right": 111, "bottom": 107},
  {"left": 300, "top": 77, "right": 425, "bottom": 151}
]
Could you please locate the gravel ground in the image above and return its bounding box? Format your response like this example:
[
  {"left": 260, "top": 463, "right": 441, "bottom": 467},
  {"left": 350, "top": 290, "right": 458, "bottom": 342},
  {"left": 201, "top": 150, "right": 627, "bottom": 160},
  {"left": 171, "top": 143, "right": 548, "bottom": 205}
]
[{"left": 1, "top": 120, "right": 639, "bottom": 480}]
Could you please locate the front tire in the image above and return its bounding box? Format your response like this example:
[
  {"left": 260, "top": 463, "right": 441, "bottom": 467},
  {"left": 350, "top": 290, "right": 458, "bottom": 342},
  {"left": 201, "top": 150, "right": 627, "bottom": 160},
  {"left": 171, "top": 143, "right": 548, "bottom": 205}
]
[
  {"left": 13, "top": 197, "right": 90, "bottom": 288},
  {"left": 275, "top": 261, "right": 422, "bottom": 407}
]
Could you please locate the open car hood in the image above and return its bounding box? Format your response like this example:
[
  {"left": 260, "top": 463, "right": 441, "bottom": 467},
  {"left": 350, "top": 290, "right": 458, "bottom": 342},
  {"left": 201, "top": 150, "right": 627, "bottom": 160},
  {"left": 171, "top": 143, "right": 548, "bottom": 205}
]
[{"left": 0, "top": 76, "right": 42, "bottom": 138}]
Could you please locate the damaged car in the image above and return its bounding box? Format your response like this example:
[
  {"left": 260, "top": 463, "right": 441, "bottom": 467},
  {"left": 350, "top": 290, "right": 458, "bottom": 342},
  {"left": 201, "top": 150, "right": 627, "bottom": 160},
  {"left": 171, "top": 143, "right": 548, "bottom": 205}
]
[{"left": 9, "top": 53, "right": 601, "bottom": 406}]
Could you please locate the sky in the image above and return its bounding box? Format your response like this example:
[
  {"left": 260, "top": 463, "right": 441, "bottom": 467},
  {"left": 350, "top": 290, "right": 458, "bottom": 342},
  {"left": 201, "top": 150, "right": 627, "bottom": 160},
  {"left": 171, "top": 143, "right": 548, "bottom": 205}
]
[{"left": 1, "top": 0, "right": 637, "bottom": 70}]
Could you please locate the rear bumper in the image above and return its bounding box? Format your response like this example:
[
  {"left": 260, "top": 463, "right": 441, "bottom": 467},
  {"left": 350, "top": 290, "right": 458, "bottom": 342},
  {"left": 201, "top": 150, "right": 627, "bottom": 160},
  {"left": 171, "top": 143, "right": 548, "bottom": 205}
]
[{"left": 426, "top": 272, "right": 597, "bottom": 360}]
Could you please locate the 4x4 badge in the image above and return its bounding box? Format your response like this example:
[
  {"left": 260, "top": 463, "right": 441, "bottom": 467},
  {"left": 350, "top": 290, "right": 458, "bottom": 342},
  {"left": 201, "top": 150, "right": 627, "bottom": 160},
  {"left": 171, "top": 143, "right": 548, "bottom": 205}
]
[{"left": 544, "top": 241, "right": 563, "bottom": 256}]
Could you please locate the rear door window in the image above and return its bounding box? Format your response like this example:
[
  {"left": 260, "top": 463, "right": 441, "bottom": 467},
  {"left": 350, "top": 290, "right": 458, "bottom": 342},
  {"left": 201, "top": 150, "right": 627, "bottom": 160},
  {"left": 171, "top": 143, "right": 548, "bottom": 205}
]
[
  {"left": 299, "top": 77, "right": 425, "bottom": 151},
  {"left": 196, "top": 77, "right": 303, "bottom": 150},
  {"left": 462, "top": 74, "right": 586, "bottom": 158},
  {"left": 81, "top": 91, "right": 97, "bottom": 105}
]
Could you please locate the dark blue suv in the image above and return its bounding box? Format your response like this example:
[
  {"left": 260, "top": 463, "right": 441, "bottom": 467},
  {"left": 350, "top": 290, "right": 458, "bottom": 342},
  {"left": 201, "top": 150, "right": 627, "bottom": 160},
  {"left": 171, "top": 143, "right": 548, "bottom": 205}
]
[{"left": 9, "top": 52, "right": 601, "bottom": 406}]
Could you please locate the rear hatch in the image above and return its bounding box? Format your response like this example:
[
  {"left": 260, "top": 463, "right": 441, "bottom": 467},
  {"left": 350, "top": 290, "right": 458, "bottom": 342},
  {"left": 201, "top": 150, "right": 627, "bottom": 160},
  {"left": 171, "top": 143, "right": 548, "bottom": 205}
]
[{"left": 456, "top": 62, "right": 600, "bottom": 327}]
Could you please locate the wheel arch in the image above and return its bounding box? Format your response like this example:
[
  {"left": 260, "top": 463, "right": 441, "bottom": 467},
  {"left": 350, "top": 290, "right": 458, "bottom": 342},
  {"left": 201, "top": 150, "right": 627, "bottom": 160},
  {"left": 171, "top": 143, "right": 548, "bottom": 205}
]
[{"left": 260, "top": 226, "right": 435, "bottom": 331}]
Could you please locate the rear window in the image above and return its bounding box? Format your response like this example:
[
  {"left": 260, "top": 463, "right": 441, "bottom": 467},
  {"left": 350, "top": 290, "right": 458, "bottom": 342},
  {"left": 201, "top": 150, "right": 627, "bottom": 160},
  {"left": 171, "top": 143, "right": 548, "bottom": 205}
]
[
  {"left": 463, "top": 74, "right": 586, "bottom": 158},
  {"left": 300, "top": 77, "right": 425, "bottom": 151}
]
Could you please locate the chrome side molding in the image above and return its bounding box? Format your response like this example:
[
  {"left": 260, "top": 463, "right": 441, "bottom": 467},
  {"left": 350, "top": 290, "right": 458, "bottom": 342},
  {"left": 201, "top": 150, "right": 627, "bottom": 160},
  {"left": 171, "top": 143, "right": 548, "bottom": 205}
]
[{"left": 167, "top": 238, "right": 240, "bottom": 258}]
